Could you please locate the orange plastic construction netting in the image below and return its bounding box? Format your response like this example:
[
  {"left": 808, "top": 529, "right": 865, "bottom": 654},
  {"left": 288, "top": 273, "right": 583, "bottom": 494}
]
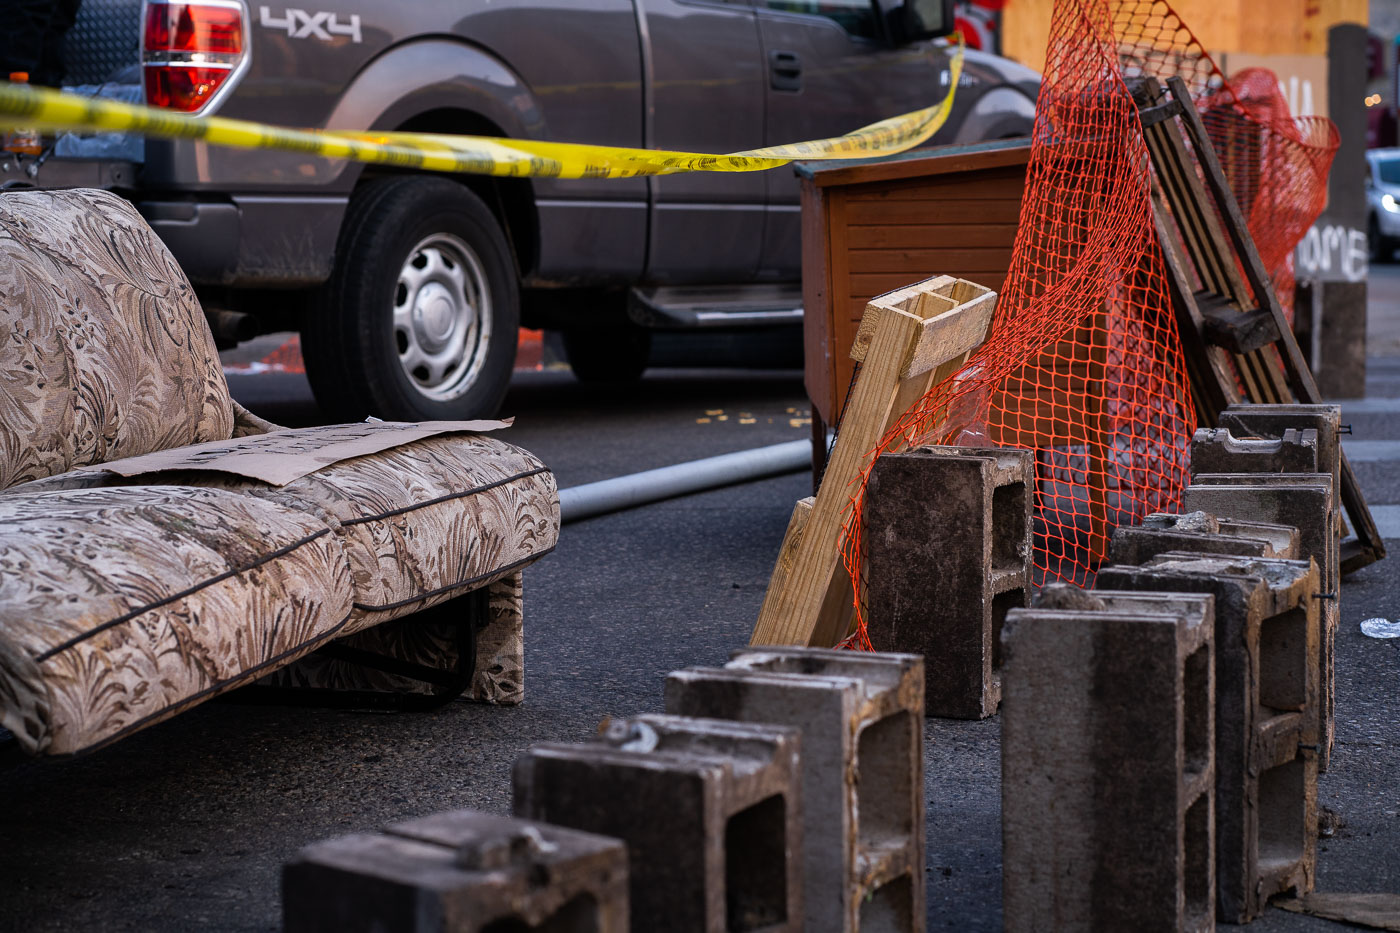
[{"left": 839, "top": 0, "right": 1337, "bottom": 649}]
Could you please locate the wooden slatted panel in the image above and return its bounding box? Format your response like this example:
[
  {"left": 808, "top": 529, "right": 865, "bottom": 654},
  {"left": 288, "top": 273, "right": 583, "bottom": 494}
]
[
  {"left": 848, "top": 226, "right": 1020, "bottom": 249},
  {"left": 845, "top": 199, "right": 1023, "bottom": 225}
]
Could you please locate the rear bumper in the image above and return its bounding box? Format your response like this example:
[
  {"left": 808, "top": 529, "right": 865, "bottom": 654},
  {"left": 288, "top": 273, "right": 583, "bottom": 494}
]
[
  {"left": 0, "top": 156, "right": 138, "bottom": 189},
  {"left": 138, "top": 194, "right": 348, "bottom": 288}
]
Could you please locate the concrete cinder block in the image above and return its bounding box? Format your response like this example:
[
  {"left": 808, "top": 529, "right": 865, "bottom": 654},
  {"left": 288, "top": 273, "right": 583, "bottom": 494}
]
[
  {"left": 513, "top": 714, "right": 802, "bottom": 933},
  {"left": 1109, "top": 510, "right": 1300, "bottom": 567},
  {"left": 864, "top": 446, "right": 1033, "bottom": 719},
  {"left": 282, "top": 810, "right": 628, "bottom": 933},
  {"left": 1185, "top": 476, "right": 1333, "bottom": 576},
  {"left": 665, "top": 648, "right": 924, "bottom": 933},
  {"left": 1216, "top": 405, "right": 1342, "bottom": 495},
  {"left": 1190, "top": 427, "right": 1320, "bottom": 477},
  {"left": 1001, "top": 586, "right": 1215, "bottom": 933},
  {"left": 1097, "top": 554, "right": 1320, "bottom": 923},
  {"left": 1185, "top": 474, "right": 1338, "bottom": 772}
]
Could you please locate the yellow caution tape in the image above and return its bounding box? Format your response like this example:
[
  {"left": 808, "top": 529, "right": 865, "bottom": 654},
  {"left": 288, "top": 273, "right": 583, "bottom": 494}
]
[{"left": 0, "top": 43, "right": 962, "bottom": 179}]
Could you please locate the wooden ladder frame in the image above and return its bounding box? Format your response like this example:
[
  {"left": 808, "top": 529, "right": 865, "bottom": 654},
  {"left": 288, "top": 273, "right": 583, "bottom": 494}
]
[
  {"left": 750, "top": 275, "right": 997, "bottom": 647},
  {"left": 1138, "top": 76, "right": 1384, "bottom": 573}
]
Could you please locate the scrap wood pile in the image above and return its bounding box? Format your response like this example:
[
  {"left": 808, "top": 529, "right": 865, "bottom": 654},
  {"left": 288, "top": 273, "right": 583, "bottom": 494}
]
[{"left": 753, "top": 0, "right": 1372, "bottom": 650}]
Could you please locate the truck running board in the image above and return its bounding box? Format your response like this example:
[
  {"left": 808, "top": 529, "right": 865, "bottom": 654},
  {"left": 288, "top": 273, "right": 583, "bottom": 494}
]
[{"left": 628, "top": 284, "right": 804, "bottom": 329}]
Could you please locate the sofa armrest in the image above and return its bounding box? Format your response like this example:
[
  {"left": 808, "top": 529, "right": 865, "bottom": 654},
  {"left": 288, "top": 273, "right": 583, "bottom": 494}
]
[{"left": 231, "top": 401, "right": 286, "bottom": 438}]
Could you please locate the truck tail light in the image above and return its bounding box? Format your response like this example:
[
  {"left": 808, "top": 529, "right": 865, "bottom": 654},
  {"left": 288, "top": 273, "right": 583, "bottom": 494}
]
[{"left": 142, "top": 1, "right": 247, "bottom": 113}]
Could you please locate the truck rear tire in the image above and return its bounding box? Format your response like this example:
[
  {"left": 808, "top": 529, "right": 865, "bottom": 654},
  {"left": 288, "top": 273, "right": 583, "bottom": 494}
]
[{"left": 303, "top": 176, "right": 519, "bottom": 422}]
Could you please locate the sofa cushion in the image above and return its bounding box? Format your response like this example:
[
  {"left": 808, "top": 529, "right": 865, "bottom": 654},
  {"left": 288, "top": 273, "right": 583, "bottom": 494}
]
[
  {"left": 0, "top": 487, "right": 352, "bottom": 756},
  {"left": 246, "top": 434, "right": 558, "bottom": 632},
  {"left": 6, "top": 434, "right": 560, "bottom": 635},
  {"left": 0, "top": 188, "right": 235, "bottom": 490}
]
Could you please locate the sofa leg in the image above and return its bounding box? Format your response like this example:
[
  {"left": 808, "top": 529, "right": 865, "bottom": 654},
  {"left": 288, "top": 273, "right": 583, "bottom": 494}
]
[
  {"left": 226, "top": 571, "right": 528, "bottom": 711},
  {"left": 468, "top": 571, "right": 525, "bottom": 706},
  {"left": 232, "top": 588, "right": 488, "bottom": 711}
]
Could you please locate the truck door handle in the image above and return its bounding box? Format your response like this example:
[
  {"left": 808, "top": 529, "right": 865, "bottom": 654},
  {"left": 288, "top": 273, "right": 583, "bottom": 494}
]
[{"left": 769, "top": 50, "right": 802, "bottom": 92}]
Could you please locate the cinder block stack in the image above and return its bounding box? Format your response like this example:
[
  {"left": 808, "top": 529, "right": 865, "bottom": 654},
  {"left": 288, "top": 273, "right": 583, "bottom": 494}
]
[
  {"left": 1096, "top": 554, "right": 1320, "bottom": 923},
  {"left": 1209, "top": 403, "right": 1344, "bottom": 771},
  {"left": 513, "top": 714, "right": 803, "bottom": 933},
  {"left": 284, "top": 647, "right": 930, "bottom": 933},
  {"left": 863, "top": 445, "right": 1033, "bottom": 719},
  {"left": 667, "top": 647, "right": 925, "bottom": 932},
  {"left": 1000, "top": 585, "right": 1215, "bottom": 933},
  {"left": 282, "top": 811, "right": 629, "bottom": 933},
  {"left": 1188, "top": 425, "right": 1339, "bottom": 771},
  {"left": 1109, "top": 509, "right": 1300, "bottom": 566}
]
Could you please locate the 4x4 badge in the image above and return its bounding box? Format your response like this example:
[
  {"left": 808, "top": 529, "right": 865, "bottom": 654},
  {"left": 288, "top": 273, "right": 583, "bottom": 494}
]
[{"left": 258, "top": 7, "right": 362, "bottom": 43}]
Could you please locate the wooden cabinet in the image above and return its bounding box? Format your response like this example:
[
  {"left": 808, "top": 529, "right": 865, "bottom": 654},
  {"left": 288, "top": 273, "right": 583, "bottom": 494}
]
[{"left": 798, "top": 139, "right": 1030, "bottom": 428}]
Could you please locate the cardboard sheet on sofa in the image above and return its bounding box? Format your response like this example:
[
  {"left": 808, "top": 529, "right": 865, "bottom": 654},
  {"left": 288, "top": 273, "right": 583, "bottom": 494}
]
[{"left": 81, "top": 420, "right": 512, "bottom": 486}]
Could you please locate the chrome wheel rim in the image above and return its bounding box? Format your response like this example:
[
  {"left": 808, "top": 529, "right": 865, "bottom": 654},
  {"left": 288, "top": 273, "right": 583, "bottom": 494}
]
[{"left": 393, "top": 232, "right": 492, "bottom": 402}]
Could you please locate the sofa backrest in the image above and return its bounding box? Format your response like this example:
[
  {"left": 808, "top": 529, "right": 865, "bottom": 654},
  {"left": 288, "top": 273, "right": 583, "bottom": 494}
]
[{"left": 0, "top": 188, "right": 235, "bottom": 489}]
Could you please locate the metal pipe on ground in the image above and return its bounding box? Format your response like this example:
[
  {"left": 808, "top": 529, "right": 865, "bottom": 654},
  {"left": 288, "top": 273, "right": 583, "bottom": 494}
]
[{"left": 558, "top": 439, "right": 811, "bottom": 524}]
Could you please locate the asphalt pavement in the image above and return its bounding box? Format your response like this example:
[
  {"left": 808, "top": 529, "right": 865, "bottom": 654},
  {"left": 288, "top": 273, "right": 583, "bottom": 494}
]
[{"left": 2, "top": 273, "right": 1399, "bottom": 930}]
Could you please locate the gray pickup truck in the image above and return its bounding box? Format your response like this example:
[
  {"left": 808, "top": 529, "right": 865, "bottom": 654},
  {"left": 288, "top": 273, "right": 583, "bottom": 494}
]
[{"left": 29, "top": 0, "right": 1037, "bottom": 420}]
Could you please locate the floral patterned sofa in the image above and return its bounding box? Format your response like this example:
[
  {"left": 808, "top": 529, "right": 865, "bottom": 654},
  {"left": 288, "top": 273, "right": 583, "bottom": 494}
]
[{"left": 0, "top": 188, "right": 559, "bottom": 757}]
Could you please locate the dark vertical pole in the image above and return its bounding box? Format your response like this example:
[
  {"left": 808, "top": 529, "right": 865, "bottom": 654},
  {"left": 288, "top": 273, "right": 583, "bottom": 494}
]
[{"left": 1295, "top": 23, "right": 1369, "bottom": 399}]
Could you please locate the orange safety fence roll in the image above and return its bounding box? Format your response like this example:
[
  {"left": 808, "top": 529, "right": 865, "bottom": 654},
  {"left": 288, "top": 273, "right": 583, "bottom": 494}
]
[{"left": 838, "top": 0, "right": 1337, "bottom": 650}]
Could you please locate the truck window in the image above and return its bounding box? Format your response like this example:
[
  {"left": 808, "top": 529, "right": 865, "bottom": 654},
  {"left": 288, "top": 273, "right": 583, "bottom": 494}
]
[{"left": 761, "top": 1, "right": 877, "bottom": 39}]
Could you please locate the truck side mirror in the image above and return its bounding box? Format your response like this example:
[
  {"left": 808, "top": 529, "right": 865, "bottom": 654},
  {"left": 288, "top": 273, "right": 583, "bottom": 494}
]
[{"left": 890, "top": 0, "right": 955, "bottom": 42}]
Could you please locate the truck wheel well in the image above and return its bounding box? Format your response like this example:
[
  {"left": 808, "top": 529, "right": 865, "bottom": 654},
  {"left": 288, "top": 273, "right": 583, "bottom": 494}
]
[{"left": 356, "top": 108, "right": 539, "bottom": 278}]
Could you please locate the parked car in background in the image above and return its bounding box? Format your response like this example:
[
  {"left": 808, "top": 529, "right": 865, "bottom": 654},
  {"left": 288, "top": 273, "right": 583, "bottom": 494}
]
[
  {"left": 1368, "top": 146, "right": 1400, "bottom": 262},
  {"left": 29, "top": 0, "right": 1039, "bottom": 421}
]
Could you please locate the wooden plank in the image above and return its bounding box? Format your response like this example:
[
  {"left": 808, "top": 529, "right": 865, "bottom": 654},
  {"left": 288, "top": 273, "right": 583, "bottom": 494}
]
[
  {"left": 850, "top": 278, "right": 994, "bottom": 377},
  {"left": 903, "top": 289, "right": 997, "bottom": 378},
  {"left": 842, "top": 170, "right": 1028, "bottom": 202},
  {"left": 756, "top": 496, "right": 816, "bottom": 632},
  {"left": 1152, "top": 209, "right": 1238, "bottom": 417},
  {"left": 845, "top": 199, "right": 1023, "bottom": 225},
  {"left": 811, "top": 190, "right": 852, "bottom": 426},
  {"left": 814, "top": 342, "right": 979, "bottom": 646},
  {"left": 885, "top": 344, "right": 975, "bottom": 455},
  {"left": 848, "top": 247, "right": 1017, "bottom": 273},
  {"left": 801, "top": 178, "right": 835, "bottom": 426},
  {"left": 847, "top": 225, "right": 1020, "bottom": 249},
  {"left": 850, "top": 270, "right": 1015, "bottom": 295},
  {"left": 1146, "top": 126, "right": 1234, "bottom": 297},
  {"left": 752, "top": 278, "right": 997, "bottom": 648},
  {"left": 845, "top": 276, "right": 1009, "bottom": 318},
  {"left": 804, "top": 141, "right": 1031, "bottom": 189},
  {"left": 1143, "top": 80, "right": 1292, "bottom": 412},
  {"left": 1145, "top": 81, "right": 1292, "bottom": 408},
  {"left": 1199, "top": 303, "right": 1282, "bottom": 356},
  {"left": 850, "top": 281, "right": 956, "bottom": 365},
  {"left": 752, "top": 301, "right": 929, "bottom": 647}
]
